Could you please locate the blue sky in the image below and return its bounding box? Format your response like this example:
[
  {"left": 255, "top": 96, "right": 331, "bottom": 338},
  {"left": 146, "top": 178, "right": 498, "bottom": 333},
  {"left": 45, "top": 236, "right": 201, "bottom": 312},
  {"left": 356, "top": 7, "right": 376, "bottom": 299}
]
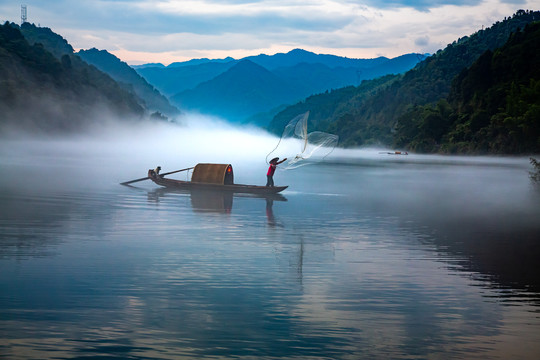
[{"left": 0, "top": 0, "right": 536, "bottom": 65}]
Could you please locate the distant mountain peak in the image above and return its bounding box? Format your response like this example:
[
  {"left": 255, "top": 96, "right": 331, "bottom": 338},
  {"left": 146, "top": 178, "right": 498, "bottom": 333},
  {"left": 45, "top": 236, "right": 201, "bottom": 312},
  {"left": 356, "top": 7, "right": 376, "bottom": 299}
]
[
  {"left": 213, "top": 59, "right": 276, "bottom": 82},
  {"left": 231, "top": 59, "right": 268, "bottom": 70},
  {"left": 77, "top": 47, "right": 180, "bottom": 117},
  {"left": 167, "top": 56, "right": 236, "bottom": 68},
  {"left": 287, "top": 48, "right": 313, "bottom": 55},
  {"left": 131, "top": 63, "right": 165, "bottom": 69},
  {"left": 80, "top": 47, "right": 119, "bottom": 61},
  {"left": 17, "top": 21, "right": 74, "bottom": 58}
]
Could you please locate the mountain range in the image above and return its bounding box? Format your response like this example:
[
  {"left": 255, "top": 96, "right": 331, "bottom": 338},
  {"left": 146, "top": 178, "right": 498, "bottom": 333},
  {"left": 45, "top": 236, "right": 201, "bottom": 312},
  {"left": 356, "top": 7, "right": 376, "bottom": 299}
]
[
  {"left": 268, "top": 9, "right": 540, "bottom": 154},
  {"left": 136, "top": 49, "right": 426, "bottom": 122},
  {"left": 1, "top": 10, "right": 538, "bottom": 154}
]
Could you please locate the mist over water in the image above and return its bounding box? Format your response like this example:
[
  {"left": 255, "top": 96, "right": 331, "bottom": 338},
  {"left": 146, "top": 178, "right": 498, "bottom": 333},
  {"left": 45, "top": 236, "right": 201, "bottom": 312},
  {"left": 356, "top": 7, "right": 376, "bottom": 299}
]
[
  {"left": 1, "top": 115, "right": 540, "bottom": 359},
  {"left": 0, "top": 115, "right": 281, "bottom": 191}
]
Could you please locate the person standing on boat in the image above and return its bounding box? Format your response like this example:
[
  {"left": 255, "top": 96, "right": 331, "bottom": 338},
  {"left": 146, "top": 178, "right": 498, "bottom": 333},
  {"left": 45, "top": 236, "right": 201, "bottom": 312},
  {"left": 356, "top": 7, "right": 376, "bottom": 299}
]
[{"left": 266, "top": 157, "right": 287, "bottom": 187}]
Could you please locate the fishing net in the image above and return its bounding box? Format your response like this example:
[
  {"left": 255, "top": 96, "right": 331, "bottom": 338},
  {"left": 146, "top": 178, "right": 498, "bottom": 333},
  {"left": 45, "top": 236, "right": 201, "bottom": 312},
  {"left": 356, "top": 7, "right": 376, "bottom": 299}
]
[{"left": 267, "top": 112, "right": 338, "bottom": 169}]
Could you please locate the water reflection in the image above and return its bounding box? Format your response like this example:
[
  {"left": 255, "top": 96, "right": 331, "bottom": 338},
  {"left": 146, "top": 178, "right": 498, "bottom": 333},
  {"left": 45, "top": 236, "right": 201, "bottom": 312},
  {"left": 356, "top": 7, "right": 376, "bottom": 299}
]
[
  {"left": 146, "top": 187, "right": 287, "bottom": 215},
  {"left": 191, "top": 190, "right": 234, "bottom": 213},
  {"left": 399, "top": 211, "right": 540, "bottom": 302},
  {"left": 1, "top": 158, "right": 540, "bottom": 359},
  {"left": 0, "top": 191, "right": 117, "bottom": 260},
  {"left": 266, "top": 197, "right": 278, "bottom": 227}
]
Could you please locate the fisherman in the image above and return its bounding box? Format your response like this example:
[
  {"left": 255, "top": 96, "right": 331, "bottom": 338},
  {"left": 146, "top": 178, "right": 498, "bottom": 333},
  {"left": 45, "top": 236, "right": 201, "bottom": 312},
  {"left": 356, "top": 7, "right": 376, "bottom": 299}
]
[
  {"left": 266, "top": 157, "right": 287, "bottom": 187},
  {"left": 150, "top": 166, "right": 161, "bottom": 178}
]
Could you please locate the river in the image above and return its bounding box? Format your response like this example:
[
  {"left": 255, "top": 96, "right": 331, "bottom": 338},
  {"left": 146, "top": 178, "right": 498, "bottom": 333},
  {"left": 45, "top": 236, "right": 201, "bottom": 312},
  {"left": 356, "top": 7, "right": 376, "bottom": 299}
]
[{"left": 1, "top": 125, "right": 539, "bottom": 359}]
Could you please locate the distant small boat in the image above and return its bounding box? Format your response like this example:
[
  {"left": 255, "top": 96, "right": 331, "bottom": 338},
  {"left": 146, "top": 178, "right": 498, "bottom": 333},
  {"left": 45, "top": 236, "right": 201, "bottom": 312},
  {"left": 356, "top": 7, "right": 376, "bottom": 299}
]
[
  {"left": 379, "top": 151, "right": 408, "bottom": 155},
  {"left": 148, "top": 163, "right": 288, "bottom": 194}
]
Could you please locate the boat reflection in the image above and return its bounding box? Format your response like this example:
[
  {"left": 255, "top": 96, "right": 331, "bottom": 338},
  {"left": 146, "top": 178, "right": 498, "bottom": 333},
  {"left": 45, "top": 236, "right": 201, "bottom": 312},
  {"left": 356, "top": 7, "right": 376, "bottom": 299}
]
[
  {"left": 147, "top": 187, "right": 287, "bottom": 215},
  {"left": 191, "top": 190, "right": 233, "bottom": 213}
]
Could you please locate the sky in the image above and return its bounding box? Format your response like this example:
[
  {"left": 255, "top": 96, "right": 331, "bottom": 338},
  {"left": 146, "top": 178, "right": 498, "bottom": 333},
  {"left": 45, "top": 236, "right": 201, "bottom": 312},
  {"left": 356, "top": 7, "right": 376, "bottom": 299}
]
[{"left": 1, "top": 0, "right": 538, "bottom": 65}]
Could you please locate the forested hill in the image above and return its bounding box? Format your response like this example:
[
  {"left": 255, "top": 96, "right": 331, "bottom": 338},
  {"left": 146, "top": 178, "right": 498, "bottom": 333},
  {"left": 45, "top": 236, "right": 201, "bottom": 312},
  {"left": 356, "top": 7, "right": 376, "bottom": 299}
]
[
  {"left": 395, "top": 20, "right": 540, "bottom": 154},
  {"left": 0, "top": 22, "right": 144, "bottom": 132},
  {"left": 18, "top": 22, "right": 179, "bottom": 121},
  {"left": 16, "top": 22, "right": 74, "bottom": 58},
  {"left": 269, "top": 10, "right": 540, "bottom": 153},
  {"left": 77, "top": 48, "right": 180, "bottom": 118}
]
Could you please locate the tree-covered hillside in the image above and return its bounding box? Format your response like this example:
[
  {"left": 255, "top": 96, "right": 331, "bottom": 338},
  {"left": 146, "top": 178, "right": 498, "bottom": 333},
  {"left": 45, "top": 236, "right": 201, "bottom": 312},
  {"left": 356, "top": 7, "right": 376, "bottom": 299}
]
[
  {"left": 395, "top": 20, "right": 540, "bottom": 154},
  {"left": 268, "top": 74, "right": 399, "bottom": 141},
  {"left": 0, "top": 22, "right": 143, "bottom": 132},
  {"left": 17, "top": 22, "right": 74, "bottom": 59},
  {"left": 77, "top": 48, "right": 180, "bottom": 119},
  {"left": 16, "top": 22, "right": 176, "bottom": 122},
  {"left": 270, "top": 10, "right": 540, "bottom": 151}
]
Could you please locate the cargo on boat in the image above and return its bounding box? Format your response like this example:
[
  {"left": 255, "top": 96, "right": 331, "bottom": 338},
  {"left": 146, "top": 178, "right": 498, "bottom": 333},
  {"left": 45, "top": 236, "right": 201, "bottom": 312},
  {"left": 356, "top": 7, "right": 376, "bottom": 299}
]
[{"left": 148, "top": 163, "right": 288, "bottom": 194}]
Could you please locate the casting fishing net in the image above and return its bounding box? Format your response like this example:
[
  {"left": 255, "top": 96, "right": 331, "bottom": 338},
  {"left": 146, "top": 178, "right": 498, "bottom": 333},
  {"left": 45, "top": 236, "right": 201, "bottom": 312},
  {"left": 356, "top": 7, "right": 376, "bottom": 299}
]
[{"left": 266, "top": 111, "right": 338, "bottom": 169}]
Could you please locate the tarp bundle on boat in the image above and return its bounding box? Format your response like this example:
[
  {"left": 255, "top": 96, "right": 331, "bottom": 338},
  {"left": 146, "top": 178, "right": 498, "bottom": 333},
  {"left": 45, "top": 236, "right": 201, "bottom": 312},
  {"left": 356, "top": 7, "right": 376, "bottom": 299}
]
[{"left": 191, "top": 163, "right": 234, "bottom": 185}]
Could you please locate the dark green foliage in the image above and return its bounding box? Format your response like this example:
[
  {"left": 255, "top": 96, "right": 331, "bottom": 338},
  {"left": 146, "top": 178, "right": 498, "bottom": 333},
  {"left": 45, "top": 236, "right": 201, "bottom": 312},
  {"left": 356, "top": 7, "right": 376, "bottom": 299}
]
[
  {"left": 394, "top": 99, "right": 455, "bottom": 152},
  {"left": 15, "top": 23, "right": 175, "bottom": 118},
  {"left": 530, "top": 158, "right": 540, "bottom": 185},
  {"left": 0, "top": 23, "right": 62, "bottom": 76},
  {"left": 386, "top": 10, "right": 539, "bottom": 152},
  {"left": 18, "top": 22, "right": 74, "bottom": 58},
  {"left": 410, "top": 22, "right": 540, "bottom": 154},
  {"left": 270, "top": 10, "right": 539, "bottom": 152},
  {"left": 0, "top": 22, "right": 144, "bottom": 133},
  {"left": 395, "top": 11, "right": 540, "bottom": 154},
  {"left": 268, "top": 75, "right": 398, "bottom": 146}
]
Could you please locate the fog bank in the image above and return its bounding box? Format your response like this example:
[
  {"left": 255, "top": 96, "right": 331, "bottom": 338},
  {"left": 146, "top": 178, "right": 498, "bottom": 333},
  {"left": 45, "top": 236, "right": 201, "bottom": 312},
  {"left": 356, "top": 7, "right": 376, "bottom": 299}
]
[
  {"left": 0, "top": 114, "right": 298, "bottom": 191},
  {"left": 0, "top": 114, "right": 538, "bottom": 205}
]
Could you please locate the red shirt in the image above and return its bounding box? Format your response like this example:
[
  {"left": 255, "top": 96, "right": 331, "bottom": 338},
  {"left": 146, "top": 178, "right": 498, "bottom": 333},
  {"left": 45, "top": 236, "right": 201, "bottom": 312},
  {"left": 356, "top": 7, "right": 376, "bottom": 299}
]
[{"left": 267, "top": 163, "right": 276, "bottom": 176}]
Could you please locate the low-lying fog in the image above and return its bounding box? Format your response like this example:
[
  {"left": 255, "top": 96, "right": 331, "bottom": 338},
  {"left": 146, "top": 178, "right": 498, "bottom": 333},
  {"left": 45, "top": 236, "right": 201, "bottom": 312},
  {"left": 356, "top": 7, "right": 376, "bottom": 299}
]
[
  {"left": 0, "top": 115, "right": 281, "bottom": 190},
  {"left": 0, "top": 113, "right": 538, "bottom": 224}
]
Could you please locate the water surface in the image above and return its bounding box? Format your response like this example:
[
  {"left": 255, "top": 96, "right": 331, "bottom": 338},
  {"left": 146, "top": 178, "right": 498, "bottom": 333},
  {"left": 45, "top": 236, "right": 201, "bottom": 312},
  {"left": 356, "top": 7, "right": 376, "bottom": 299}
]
[{"left": 1, "top": 137, "right": 539, "bottom": 359}]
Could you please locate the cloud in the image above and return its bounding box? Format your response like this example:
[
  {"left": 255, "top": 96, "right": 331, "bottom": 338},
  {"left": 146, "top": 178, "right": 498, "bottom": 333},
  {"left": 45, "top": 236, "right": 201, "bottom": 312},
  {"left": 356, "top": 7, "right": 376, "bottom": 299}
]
[
  {"left": 358, "top": 0, "right": 527, "bottom": 11},
  {"left": 360, "top": 0, "right": 483, "bottom": 11},
  {"left": 20, "top": 1, "right": 356, "bottom": 35},
  {"left": 414, "top": 36, "right": 430, "bottom": 47},
  {"left": 0, "top": 0, "right": 536, "bottom": 64}
]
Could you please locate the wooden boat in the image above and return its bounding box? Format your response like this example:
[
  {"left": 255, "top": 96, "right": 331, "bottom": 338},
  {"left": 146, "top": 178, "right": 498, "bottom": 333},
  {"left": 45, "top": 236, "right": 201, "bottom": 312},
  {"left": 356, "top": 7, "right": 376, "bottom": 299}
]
[{"left": 148, "top": 163, "right": 288, "bottom": 194}]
